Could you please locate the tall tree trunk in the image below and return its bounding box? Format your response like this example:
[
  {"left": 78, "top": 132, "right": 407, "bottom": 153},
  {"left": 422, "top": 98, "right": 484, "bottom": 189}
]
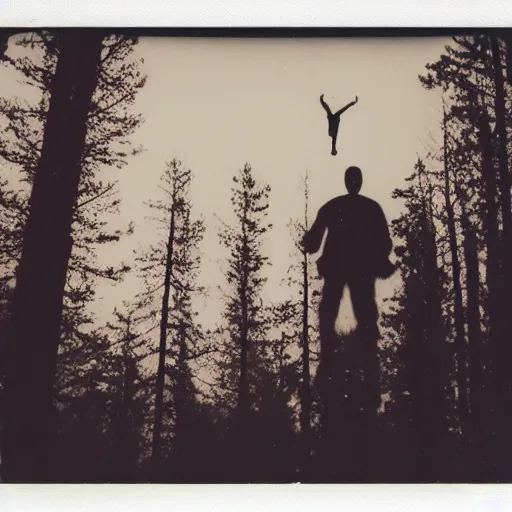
[
  {"left": 235, "top": 197, "right": 251, "bottom": 481},
  {"left": 172, "top": 211, "right": 192, "bottom": 480},
  {"left": 479, "top": 112, "right": 501, "bottom": 367},
  {"left": 504, "top": 34, "right": 512, "bottom": 85},
  {"left": 488, "top": 39, "right": 512, "bottom": 476},
  {"left": 237, "top": 254, "right": 250, "bottom": 480},
  {"left": 299, "top": 174, "right": 311, "bottom": 480},
  {"left": 463, "top": 222, "right": 485, "bottom": 474},
  {"left": 300, "top": 236, "right": 311, "bottom": 480},
  {"left": 1, "top": 30, "right": 103, "bottom": 483},
  {"left": 413, "top": 165, "right": 449, "bottom": 481},
  {"left": 478, "top": 109, "right": 505, "bottom": 478},
  {"left": 463, "top": 221, "right": 483, "bottom": 420},
  {"left": 419, "top": 217, "right": 448, "bottom": 481},
  {"left": 114, "top": 355, "right": 137, "bottom": 482},
  {"left": 455, "top": 178, "right": 485, "bottom": 478},
  {"left": 443, "top": 108, "right": 469, "bottom": 428},
  {"left": 172, "top": 324, "right": 189, "bottom": 477},
  {"left": 150, "top": 198, "right": 176, "bottom": 480},
  {"left": 491, "top": 37, "right": 512, "bottom": 291}
]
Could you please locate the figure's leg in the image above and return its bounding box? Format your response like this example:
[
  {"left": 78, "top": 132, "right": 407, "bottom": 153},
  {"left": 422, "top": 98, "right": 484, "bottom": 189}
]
[
  {"left": 319, "top": 278, "right": 345, "bottom": 361},
  {"left": 317, "top": 277, "right": 345, "bottom": 478},
  {"left": 349, "top": 275, "right": 380, "bottom": 480},
  {"left": 349, "top": 276, "right": 380, "bottom": 410}
]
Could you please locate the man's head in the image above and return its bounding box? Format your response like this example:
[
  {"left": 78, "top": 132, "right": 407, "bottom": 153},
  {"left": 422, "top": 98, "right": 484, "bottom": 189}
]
[{"left": 345, "top": 166, "right": 362, "bottom": 195}]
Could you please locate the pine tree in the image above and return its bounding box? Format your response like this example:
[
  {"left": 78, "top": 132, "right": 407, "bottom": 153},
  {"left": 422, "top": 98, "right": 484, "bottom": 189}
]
[
  {"left": 419, "top": 34, "right": 512, "bottom": 479},
  {"left": 286, "top": 171, "right": 322, "bottom": 479},
  {"left": 0, "top": 30, "right": 146, "bottom": 482},
  {"left": 217, "top": 162, "right": 272, "bottom": 481},
  {"left": 384, "top": 159, "right": 451, "bottom": 481},
  {"left": 1, "top": 30, "right": 105, "bottom": 482},
  {"left": 132, "top": 159, "right": 206, "bottom": 481},
  {"left": 442, "top": 105, "right": 469, "bottom": 429},
  {"left": 105, "top": 306, "right": 151, "bottom": 482}
]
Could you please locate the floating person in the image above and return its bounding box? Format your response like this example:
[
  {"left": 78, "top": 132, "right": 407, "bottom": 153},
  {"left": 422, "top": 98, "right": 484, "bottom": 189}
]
[
  {"left": 320, "top": 94, "right": 358, "bottom": 156},
  {"left": 303, "top": 166, "right": 394, "bottom": 413}
]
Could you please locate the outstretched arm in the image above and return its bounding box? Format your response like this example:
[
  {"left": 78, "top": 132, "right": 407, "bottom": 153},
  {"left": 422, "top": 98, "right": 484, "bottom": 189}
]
[
  {"left": 303, "top": 208, "right": 327, "bottom": 255},
  {"left": 320, "top": 94, "right": 332, "bottom": 116},
  {"left": 334, "top": 96, "right": 358, "bottom": 117}
]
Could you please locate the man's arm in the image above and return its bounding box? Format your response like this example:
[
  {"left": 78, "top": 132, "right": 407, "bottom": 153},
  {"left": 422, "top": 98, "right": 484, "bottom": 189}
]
[{"left": 303, "top": 207, "right": 327, "bottom": 255}]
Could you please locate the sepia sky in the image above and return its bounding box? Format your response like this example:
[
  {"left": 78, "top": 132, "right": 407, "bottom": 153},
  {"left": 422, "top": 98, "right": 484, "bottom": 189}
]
[{"left": 92, "top": 36, "right": 451, "bottom": 331}]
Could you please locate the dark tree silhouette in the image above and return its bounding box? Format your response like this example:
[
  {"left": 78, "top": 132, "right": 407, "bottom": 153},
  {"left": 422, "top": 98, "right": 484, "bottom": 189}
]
[
  {"left": 105, "top": 307, "right": 149, "bottom": 482},
  {"left": 384, "top": 158, "right": 451, "bottom": 482},
  {"left": 420, "top": 34, "right": 512, "bottom": 479},
  {"left": 442, "top": 106, "right": 469, "bottom": 429},
  {"left": 0, "top": 30, "right": 146, "bottom": 482},
  {"left": 296, "top": 172, "right": 313, "bottom": 479},
  {"left": 150, "top": 165, "right": 178, "bottom": 479},
  {"left": 217, "top": 162, "right": 272, "bottom": 481},
  {"left": 129, "top": 159, "right": 206, "bottom": 481},
  {"left": 284, "top": 171, "right": 325, "bottom": 480},
  {"left": 1, "top": 29, "right": 105, "bottom": 482}
]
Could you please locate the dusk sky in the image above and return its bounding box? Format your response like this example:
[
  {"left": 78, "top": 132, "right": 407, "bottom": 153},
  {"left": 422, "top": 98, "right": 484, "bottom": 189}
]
[
  {"left": 2, "top": 35, "right": 451, "bottom": 332},
  {"left": 88, "top": 36, "right": 449, "bottom": 333}
]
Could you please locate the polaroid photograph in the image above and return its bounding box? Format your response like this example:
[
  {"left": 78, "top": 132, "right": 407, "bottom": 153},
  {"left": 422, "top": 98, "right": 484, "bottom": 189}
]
[{"left": 0, "top": 7, "right": 512, "bottom": 509}]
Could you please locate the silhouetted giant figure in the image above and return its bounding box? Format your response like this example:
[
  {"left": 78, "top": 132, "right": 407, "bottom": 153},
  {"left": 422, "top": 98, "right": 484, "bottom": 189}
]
[
  {"left": 320, "top": 94, "right": 358, "bottom": 156},
  {"left": 304, "top": 166, "right": 393, "bottom": 414}
]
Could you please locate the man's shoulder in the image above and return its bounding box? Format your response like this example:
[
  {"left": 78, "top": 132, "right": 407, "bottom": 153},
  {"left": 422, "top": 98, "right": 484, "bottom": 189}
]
[
  {"left": 323, "top": 194, "right": 382, "bottom": 209},
  {"left": 319, "top": 196, "right": 346, "bottom": 215},
  {"left": 358, "top": 195, "right": 383, "bottom": 210},
  {"left": 322, "top": 196, "right": 343, "bottom": 207}
]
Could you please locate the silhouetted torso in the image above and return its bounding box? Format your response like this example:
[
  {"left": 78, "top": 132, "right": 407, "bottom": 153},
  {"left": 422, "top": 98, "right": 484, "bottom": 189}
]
[{"left": 308, "top": 194, "right": 392, "bottom": 278}]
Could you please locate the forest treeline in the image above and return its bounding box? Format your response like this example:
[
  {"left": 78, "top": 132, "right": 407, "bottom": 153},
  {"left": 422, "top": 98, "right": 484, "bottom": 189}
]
[{"left": 1, "top": 31, "right": 512, "bottom": 483}]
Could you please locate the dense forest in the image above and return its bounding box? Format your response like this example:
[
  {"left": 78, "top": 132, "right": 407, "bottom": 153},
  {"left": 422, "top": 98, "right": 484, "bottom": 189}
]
[{"left": 1, "top": 30, "right": 512, "bottom": 483}]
